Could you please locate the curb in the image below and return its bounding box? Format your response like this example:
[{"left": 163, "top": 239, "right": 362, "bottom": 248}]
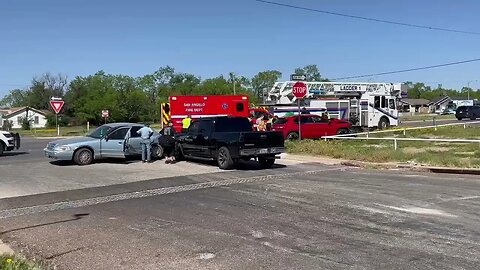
[
  {"left": 0, "top": 240, "right": 14, "bottom": 256},
  {"left": 284, "top": 154, "right": 480, "bottom": 175},
  {"left": 424, "top": 167, "right": 480, "bottom": 175}
]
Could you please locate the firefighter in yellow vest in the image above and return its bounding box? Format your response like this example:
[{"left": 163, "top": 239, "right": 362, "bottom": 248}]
[{"left": 182, "top": 115, "right": 192, "bottom": 133}]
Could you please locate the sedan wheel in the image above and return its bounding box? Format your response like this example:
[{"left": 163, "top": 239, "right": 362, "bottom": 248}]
[
  {"left": 74, "top": 148, "right": 93, "bottom": 166},
  {"left": 151, "top": 145, "right": 164, "bottom": 159}
]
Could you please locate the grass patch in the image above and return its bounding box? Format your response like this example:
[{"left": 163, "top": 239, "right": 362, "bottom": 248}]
[
  {"left": 0, "top": 255, "right": 45, "bottom": 270},
  {"left": 372, "top": 126, "right": 480, "bottom": 140},
  {"left": 400, "top": 114, "right": 455, "bottom": 122},
  {"left": 286, "top": 139, "right": 480, "bottom": 168}
]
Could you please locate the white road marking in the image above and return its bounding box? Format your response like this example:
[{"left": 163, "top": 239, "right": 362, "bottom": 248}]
[
  {"left": 439, "top": 195, "right": 480, "bottom": 203},
  {"left": 198, "top": 253, "right": 216, "bottom": 260},
  {"left": 0, "top": 167, "right": 346, "bottom": 219},
  {"left": 377, "top": 204, "right": 457, "bottom": 218},
  {"left": 349, "top": 205, "right": 392, "bottom": 215}
]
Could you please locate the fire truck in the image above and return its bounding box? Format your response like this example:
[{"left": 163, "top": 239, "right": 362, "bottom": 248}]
[
  {"left": 266, "top": 81, "right": 408, "bottom": 129},
  {"left": 164, "top": 95, "right": 250, "bottom": 132}
]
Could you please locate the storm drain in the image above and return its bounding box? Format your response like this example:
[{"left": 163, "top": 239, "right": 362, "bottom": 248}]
[{"left": 0, "top": 167, "right": 345, "bottom": 219}]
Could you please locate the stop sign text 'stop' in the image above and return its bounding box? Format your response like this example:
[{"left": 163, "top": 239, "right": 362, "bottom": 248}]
[{"left": 292, "top": 82, "right": 307, "bottom": 99}]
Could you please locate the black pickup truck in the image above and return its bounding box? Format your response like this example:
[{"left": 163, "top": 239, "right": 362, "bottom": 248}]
[{"left": 176, "top": 116, "right": 285, "bottom": 169}]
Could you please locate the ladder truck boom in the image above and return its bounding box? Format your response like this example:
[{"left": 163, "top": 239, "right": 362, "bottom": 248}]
[
  {"left": 267, "top": 81, "right": 408, "bottom": 130},
  {"left": 267, "top": 81, "right": 406, "bottom": 104}
]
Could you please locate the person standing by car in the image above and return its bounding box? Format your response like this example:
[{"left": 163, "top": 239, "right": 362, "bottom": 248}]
[
  {"left": 137, "top": 124, "right": 154, "bottom": 163},
  {"left": 266, "top": 115, "right": 274, "bottom": 131},
  {"left": 182, "top": 115, "right": 192, "bottom": 133},
  {"left": 159, "top": 121, "right": 177, "bottom": 164}
]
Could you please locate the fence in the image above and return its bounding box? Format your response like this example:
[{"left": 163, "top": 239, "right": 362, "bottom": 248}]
[{"left": 323, "top": 120, "right": 480, "bottom": 150}]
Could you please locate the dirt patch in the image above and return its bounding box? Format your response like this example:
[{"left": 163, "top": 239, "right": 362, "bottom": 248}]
[
  {"left": 455, "top": 152, "right": 475, "bottom": 156},
  {"left": 426, "top": 147, "right": 451, "bottom": 153},
  {"left": 402, "top": 147, "right": 426, "bottom": 154},
  {"left": 402, "top": 146, "right": 451, "bottom": 154},
  {"left": 361, "top": 144, "right": 388, "bottom": 149}
]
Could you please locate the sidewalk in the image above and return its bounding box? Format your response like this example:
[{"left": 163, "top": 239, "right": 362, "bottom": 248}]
[{"left": 283, "top": 153, "right": 480, "bottom": 175}]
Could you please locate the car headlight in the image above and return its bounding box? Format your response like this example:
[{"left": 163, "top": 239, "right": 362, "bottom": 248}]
[{"left": 54, "top": 145, "right": 71, "bottom": 151}]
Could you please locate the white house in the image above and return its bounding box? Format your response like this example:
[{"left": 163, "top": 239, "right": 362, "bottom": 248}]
[{"left": 1, "top": 107, "right": 48, "bottom": 129}]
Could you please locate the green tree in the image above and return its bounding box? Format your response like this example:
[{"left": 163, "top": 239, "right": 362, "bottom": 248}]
[
  {"left": 405, "top": 82, "right": 431, "bottom": 99},
  {"left": 200, "top": 76, "right": 232, "bottom": 95},
  {"left": 65, "top": 71, "right": 118, "bottom": 124},
  {"left": 294, "top": 64, "right": 323, "bottom": 81},
  {"left": 251, "top": 70, "right": 282, "bottom": 102},
  {"left": 169, "top": 73, "right": 201, "bottom": 95},
  {"left": 0, "top": 89, "right": 29, "bottom": 107},
  {"left": 27, "top": 73, "right": 67, "bottom": 110}
]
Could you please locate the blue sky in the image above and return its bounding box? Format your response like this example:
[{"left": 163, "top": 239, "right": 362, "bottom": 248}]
[{"left": 1, "top": 0, "right": 479, "bottom": 98}]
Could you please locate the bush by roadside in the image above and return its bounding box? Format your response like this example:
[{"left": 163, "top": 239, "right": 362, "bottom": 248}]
[{"left": 0, "top": 255, "right": 45, "bottom": 270}]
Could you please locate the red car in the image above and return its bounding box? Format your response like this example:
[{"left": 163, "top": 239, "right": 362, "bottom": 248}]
[{"left": 272, "top": 114, "right": 351, "bottom": 140}]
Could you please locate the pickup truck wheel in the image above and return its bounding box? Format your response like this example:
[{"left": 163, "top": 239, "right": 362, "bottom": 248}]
[
  {"left": 0, "top": 142, "right": 4, "bottom": 156},
  {"left": 470, "top": 115, "right": 476, "bottom": 120},
  {"left": 258, "top": 157, "right": 275, "bottom": 169},
  {"left": 217, "top": 146, "right": 234, "bottom": 170},
  {"left": 457, "top": 117, "right": 462, "bottom": 120},
  {"left": 74, "top": 148, "right": 93, "bottom": 166},
  {"left": 175, "top": 143, "right": 185, "bottom": 161},
  {"left": 286, "top": 132, "right": 299, "bottom": 140}
]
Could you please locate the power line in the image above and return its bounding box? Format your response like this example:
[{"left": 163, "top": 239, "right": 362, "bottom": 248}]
[
  {"left": 254, "top": 0, "right": 480, "bottom": 36},
  {"left": 331, "top": 58, "right": 480, "bottom": 80}
]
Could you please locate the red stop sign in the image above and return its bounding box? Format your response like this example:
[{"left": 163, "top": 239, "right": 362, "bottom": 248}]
[{"left": 292, "top": 81, "right": 307, "bottom": 99}]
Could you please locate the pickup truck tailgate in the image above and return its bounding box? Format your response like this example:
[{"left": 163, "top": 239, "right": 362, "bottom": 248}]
[{"left": 241, "top": 131, "right": 284, "bottom": 148}]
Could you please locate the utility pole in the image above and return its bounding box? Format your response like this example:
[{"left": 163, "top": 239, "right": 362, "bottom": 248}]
[
  {"left": 468, "top": 81, "right": 471, "bottom": 100},
  {"left": 233, "top": 80, "right": 236, "bottom": 95},
  {"left": 467, "top": 80, "right": 477, "bottom": 100}
]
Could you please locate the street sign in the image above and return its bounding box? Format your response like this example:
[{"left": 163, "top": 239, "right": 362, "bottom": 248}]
[
  {"left": 102, "top": 110, "right": 109, "bottom": 118},
  {"left": 292, "top": 81, "right": 307, "bottom": 140},
  {"left": 292, "top": 81, "right": 307, "bottom": 99},
  {"left": 290, "top": 74, "right": 307, "bottom": 81},
  {"left": 49, "top": 100, "right": 64, "bottom": 114}
]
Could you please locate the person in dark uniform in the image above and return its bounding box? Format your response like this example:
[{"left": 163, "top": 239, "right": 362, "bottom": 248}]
[
  {"left": 159, "top": 121, "right": 177, "bottom": 164},
  {"left": 301, "top": 107, "right": 310, "bottom": 114}
]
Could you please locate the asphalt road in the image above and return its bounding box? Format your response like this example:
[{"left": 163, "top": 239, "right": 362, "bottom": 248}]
[
  {"left": 0, "top": 138, "right": 479, "bottom": 269},
  {"left": 2, "top": 138, "right": 301, "bottom": 199},
  {"left": 0, "top": 137, "right": 46, "bottom": 164}
]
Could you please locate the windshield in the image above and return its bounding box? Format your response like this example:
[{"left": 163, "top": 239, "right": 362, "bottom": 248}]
[{"left": 88, "top": 126, "right": 112, "bottom": 139}]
